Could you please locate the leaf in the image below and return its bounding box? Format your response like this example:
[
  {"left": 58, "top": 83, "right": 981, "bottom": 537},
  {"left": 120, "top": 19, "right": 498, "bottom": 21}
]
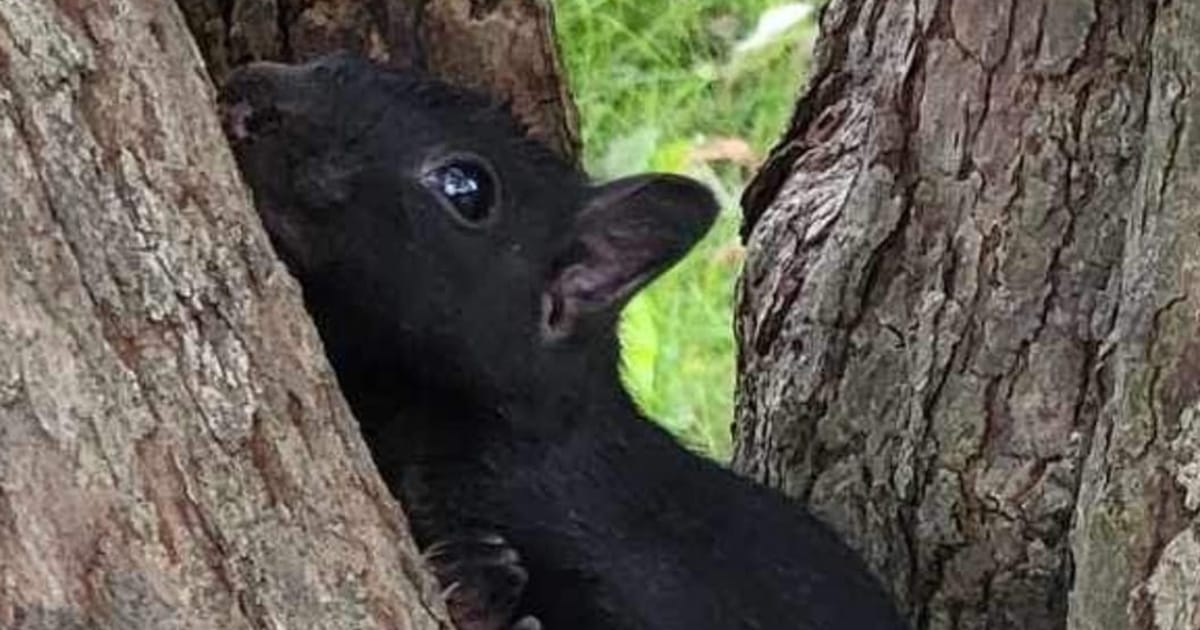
[
  {"left": 733, "top": 3, "right": 814, "bottom": 55},
  {"left": 618, "top": 294, "right": 661, "bottom": 414},
  {"left": 596, "top": 126, "right": 661, "bottom": 179},
  {"left": 688, "top": 136, "right": 759, "bottom": 167}
]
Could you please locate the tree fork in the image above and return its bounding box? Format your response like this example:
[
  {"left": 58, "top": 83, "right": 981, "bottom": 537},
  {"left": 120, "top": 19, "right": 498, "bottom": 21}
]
[{"left": 175, "top": 0, "right": 580, "bottom": 160}]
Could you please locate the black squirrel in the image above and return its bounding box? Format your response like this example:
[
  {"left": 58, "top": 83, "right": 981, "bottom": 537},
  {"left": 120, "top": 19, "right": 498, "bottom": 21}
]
[{"left": 220, "top": 53, "right": 907, "bottom": 630}]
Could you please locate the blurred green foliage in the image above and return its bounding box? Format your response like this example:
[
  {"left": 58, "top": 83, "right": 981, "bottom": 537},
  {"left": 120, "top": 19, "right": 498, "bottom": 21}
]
[{"left": 553, "top": 0, "right": 816, "bottom": 460}]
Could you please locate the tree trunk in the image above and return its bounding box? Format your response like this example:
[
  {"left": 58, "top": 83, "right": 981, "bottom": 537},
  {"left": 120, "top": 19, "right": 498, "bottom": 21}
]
[
  {"left": 0, "top": 1, "right": 451, "bottom": 627},
  {"left": 175, "top": 0, "right": 580, "bottom": 160},
  {"left": 736, "top": 1, "right": 1200, "bottom": 629}
]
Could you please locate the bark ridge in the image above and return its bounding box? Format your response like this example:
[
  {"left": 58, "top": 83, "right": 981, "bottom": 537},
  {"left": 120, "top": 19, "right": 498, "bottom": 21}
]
[
  {"left": 0, "top": 1, "right": 448, "bottom": 627},
  {"left": 737, "top": 1, "right": 1200, "bottom": 628}
]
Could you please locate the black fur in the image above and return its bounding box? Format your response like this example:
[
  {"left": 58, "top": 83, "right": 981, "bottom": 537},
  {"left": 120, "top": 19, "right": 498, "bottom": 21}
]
[{"left": 220, "top": 53, "right": 907, "bottom": 630}]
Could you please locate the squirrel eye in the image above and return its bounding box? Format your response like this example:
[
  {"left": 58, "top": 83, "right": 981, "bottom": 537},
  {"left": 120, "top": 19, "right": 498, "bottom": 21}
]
[{"left": 421, "top": 157, "right": 499, "bottom": 226}]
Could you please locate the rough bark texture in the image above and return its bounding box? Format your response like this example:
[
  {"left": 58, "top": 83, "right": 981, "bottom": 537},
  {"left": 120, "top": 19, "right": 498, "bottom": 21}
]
[
  {"left": 736, "top": 1, "right": 1200, "bottom": 629},
  {"left": 0, "top": 1, "right": 450, "bottom": 627},
  {"left": 175, "top": 0, "right": 580, "bottom": 160}
]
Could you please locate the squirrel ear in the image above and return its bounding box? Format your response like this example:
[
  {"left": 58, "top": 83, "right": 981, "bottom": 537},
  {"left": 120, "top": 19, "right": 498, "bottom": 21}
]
[{"left": 541, "top": 174, "right": 718, "bottom": 341}]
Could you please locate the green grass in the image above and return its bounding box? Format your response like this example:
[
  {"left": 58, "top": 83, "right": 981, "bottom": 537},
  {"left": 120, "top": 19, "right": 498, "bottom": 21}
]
[{"left": 553, "top": 0, "right": 816, "bottom": 460}]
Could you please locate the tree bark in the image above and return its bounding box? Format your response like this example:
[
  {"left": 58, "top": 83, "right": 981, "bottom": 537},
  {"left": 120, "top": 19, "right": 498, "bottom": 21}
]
[
  {"left": 0, "top": 1, "right": 450, "bottom": 627},
  {"left": 175, "top": 0, "right": 580, "bottom": 160},
  {"left": 736, "top": 1, "right": 1200, "bottom": 629}
]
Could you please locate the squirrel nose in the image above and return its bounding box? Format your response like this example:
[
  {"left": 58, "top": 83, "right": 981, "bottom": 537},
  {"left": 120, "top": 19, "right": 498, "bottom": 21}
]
[
  {"left": 220, "top": 99, "right": 260, "bottom": 141},
  {"left": 219, "top": 61, "right": 294, "bottom": 142}
]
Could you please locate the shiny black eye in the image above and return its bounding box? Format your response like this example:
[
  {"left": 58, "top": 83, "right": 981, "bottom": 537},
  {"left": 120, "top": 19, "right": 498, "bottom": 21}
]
[{"left": 420, "top": 157, "right": 499, "bottom": 226}]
